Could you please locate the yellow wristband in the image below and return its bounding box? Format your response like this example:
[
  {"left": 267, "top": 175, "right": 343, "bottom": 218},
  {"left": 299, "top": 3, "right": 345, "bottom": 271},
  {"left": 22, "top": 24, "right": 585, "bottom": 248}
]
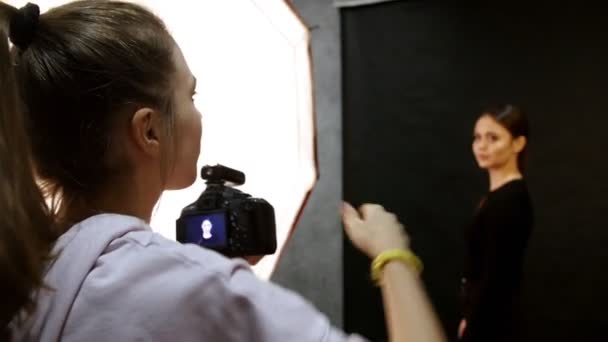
[{"left": 371, "top": 249, "right": 423, "bottom": 285}]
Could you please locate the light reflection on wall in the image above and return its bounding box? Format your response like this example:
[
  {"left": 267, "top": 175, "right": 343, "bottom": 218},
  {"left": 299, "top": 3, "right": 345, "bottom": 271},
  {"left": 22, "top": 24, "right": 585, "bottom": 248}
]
[{"left": 8, "top": 0, "right": 316, "bottom": 279}]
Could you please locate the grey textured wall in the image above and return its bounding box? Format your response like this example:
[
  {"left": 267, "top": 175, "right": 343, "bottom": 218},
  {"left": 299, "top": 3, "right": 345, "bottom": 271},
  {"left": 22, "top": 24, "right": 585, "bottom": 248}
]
[{"left": 271, "top": 0, "right": 343, "bottom": 327}]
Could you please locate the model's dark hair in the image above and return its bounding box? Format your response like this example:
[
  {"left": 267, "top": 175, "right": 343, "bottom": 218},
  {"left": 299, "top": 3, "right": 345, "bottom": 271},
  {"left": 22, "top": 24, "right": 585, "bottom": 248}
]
[
  {"left": 0, "top": 0, "right": 177, "bottom": 337},
  {"left": 479, "top": 104, "right": 530, "bottom": 172}
]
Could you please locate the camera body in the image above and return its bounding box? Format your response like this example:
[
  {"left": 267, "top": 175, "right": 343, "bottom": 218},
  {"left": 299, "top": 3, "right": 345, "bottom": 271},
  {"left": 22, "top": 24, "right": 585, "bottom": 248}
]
[{"left": 176, "top": 164, "right": 277, "bottom": 257}]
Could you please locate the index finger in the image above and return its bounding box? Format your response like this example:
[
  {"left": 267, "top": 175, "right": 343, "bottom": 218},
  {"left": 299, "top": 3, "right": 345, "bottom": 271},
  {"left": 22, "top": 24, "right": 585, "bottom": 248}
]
[{"left": 359, "top": 203, "right": 384, "bottom": 219}]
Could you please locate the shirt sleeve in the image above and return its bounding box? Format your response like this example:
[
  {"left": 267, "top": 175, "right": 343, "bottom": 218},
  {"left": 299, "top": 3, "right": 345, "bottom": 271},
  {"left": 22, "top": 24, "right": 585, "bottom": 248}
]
[
  {"left": 171, "top": 243, "right": 370, "bottom": 342},
  {"left": 63, "top": 233, "right": 370, "bottom": 342},
  {"left": 213, "top": 260, "right": 369, "bottom": 342}
]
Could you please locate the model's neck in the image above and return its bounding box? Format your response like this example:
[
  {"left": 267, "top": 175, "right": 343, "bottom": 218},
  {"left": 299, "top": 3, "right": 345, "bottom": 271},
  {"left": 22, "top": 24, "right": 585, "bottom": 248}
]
[{"left": 488, "top": 161, "right": 522, "bottom": 191}]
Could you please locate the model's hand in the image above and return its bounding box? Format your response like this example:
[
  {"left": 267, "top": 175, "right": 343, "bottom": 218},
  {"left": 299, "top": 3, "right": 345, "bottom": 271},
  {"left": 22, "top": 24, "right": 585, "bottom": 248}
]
[
  {"left": 458, "top": 319, "right": 467, "bottom": 338},
  {"left": 342, "top": 202, "right": 409, "bottom": 258}
]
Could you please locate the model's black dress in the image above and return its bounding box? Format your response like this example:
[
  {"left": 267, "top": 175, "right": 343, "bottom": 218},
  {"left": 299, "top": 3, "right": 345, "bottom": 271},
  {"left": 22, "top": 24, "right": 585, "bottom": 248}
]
[{"left": 462, "top": 179, "right": 533, "bottom": 341}]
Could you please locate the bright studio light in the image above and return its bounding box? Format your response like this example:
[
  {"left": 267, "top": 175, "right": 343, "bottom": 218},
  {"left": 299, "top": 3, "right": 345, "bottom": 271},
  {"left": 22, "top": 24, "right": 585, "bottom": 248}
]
[{"left": 9, "top": 0, "right": 317, "bottom": 279}]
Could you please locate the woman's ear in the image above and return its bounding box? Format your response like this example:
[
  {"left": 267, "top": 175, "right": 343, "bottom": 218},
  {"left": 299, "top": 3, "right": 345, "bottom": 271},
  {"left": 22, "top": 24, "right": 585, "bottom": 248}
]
[
  {"left": 513, "top": 136, "right": 527, "bottom": 154},
  {"left": 130, "top": 107, "right": 162, "bottom": 158}
]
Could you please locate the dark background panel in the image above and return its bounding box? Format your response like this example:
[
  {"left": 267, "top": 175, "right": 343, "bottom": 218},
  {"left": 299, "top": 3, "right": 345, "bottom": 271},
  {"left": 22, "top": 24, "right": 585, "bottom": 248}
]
[{"left": 342, "top": 2, "right": 608, "bottom": 341}]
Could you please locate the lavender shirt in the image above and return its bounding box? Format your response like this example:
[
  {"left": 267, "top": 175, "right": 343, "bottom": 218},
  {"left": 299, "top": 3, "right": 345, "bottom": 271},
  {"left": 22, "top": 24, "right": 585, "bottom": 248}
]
[{"left": 11, "top": 214, "right": 367, "bottom": 342}]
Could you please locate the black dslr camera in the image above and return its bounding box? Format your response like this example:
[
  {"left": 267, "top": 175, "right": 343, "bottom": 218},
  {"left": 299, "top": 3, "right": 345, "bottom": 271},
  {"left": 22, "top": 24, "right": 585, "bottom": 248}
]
[{"left": 176, "top": 164, "right": 277, "bottom": 257}]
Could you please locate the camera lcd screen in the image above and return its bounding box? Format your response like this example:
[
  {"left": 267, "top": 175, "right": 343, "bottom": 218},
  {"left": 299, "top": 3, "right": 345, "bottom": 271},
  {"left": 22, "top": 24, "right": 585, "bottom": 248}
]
[{"left": 183, "top": 212, "right": 228, "bottom": 248}]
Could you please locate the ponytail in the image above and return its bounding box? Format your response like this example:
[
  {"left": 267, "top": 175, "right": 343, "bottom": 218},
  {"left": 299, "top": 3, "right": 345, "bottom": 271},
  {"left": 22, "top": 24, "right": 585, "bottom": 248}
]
[
  {"left": 0, "top": 0, "right": 178, "bottom": 335},
  {"left": 0, "top": 6, "right": 57, "bottom": 338}
]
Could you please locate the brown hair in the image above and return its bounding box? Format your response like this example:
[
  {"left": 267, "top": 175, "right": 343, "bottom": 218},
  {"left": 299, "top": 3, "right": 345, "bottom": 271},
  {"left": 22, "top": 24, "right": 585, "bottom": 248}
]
[{"left": 0, "top": 0, "right": 177, "bottom": 336}]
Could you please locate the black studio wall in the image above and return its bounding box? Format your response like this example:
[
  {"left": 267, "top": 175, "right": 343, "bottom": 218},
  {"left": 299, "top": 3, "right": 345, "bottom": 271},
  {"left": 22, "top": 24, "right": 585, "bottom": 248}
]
[{"left": 342, "top": 2, "right": 608, "bottom": 341}]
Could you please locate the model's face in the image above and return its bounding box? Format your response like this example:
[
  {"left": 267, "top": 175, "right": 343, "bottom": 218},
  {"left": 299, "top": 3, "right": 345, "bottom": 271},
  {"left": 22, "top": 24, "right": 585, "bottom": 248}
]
[{"left": 472, "top": 115, "right": 524, "bottom": 170}]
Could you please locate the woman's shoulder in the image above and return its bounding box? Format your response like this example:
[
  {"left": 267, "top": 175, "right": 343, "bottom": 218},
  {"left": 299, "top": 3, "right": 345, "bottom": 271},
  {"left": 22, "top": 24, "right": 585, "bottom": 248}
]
[
  {"left": 483, "top": 180, "right": 533, "bottom": 221},
  {"left": 20, "top": 214, "right": 255, "bottom": 341},
  {"left": 111, "top": 225, "right": 246, "bottom": 275},
  {"left": 481, "top": 179, "right": 532, "bottom": 217},
  {"left": 488, "top": 179, "right": 530, "bottom": 201},
  {"left": 61, "top": 215, "right": 256, "bottom": 339},
  {"left": 91, "top": 219, "right": 252, "bottom": 300},
  {"left": 68, "top": 213, "right": 249, "bottom": 301}
]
